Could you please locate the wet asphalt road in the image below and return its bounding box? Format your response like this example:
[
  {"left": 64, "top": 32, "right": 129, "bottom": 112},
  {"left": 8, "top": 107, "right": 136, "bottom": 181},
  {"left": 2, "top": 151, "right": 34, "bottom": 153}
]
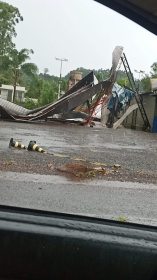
[
  {"left": 0, "top": 121, "right": 157, "bottom": 225},
  {"left": 0, "top": 171, "right": 157, "bottom": 226},
  {"left": 1, "top": 120, "right": 157, "bottom": 171}
]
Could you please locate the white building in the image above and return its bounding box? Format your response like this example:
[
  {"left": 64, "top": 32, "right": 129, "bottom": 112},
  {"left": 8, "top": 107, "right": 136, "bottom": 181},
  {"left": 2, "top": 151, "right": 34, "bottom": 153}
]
[
  {"left": 0, "top": 84, "right": 26, "bottom": 102},
  {"left": 150, "top": 79, "right": 157, "bottom": 92}
]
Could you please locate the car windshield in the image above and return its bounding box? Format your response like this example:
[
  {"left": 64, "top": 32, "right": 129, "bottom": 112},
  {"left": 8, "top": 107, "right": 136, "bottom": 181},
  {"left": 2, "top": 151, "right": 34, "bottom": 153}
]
[{"left": 0, "top": 0, "right": 157, "bottom": 226}]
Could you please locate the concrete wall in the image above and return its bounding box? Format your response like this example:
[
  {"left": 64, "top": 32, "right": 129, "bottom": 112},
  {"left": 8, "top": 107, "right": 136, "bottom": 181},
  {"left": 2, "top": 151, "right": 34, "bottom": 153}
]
[
  {"left": 0, "top": 89, "right": 25, "bottom": 102},
  {"left": 0, "top": 89, "right": 9, "bottom": 100},
  {"left": 15, "top": 91, "right": 25, "bottom": 102},
  {"left": 68, "top": 71, "right": 82, "bottom": 90},
  {"left": 124, "top": 94, "right": 156, "bottom": 130},
  {"left": 0, "top": 89, "right": 13, "bottom": 102},
  {"left": 0, "top": 85, "right": 26, "bottom": 103}
]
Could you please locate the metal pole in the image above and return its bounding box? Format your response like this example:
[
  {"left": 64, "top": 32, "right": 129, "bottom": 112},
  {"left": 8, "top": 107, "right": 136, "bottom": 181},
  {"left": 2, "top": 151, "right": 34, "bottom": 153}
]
[{"left": 55, "top": 57, "right": 68, "bottom": 99}]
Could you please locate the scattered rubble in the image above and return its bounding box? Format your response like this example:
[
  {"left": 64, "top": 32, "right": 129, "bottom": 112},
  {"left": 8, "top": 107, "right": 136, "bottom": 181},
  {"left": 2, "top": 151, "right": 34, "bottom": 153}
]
[
  {"left": 57, "top": 161, "right": 119, "bottom": 180},
  {"left": 113, "top": 164, "right": 121, "bottom": 168},
  {"left": 47, "top": 163, "right": 55, "bottom": 171}
]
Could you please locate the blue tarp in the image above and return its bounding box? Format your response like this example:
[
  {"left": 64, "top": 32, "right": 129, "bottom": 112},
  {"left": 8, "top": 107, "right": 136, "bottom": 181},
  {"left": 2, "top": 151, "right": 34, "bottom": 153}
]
[{"left": 107, "top": 83, "right": 134, "bottom": 111}]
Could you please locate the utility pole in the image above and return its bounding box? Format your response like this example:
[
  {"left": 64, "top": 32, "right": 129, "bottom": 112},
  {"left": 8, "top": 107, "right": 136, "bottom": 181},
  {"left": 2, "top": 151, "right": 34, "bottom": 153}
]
[{"left": 55, "top": 57, "right": 68, "bottom": 99}]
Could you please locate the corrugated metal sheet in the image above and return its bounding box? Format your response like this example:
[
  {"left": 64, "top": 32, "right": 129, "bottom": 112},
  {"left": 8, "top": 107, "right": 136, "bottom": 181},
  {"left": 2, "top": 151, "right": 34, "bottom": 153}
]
[{"left": 0, "top": 98, "right": 30, "bottom": 116}]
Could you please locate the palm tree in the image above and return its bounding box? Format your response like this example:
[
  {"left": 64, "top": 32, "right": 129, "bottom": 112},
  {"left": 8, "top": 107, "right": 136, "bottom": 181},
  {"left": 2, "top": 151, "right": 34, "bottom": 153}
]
[{"left": 9, "top": 48, "right": 38, "bottom": 102}]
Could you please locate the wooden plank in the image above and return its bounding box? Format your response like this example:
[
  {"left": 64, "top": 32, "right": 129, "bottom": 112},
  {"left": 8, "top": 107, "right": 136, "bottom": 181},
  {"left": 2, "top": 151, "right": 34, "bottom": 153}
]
[{"left": 113, "top": 103, "right": 138, "bottom": 129}]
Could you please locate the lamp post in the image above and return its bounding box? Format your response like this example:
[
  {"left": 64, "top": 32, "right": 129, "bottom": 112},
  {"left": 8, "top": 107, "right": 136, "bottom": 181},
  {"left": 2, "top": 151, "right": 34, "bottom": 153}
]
[{"left": 55, "top": 57, "right": 68, "bottom": 99}]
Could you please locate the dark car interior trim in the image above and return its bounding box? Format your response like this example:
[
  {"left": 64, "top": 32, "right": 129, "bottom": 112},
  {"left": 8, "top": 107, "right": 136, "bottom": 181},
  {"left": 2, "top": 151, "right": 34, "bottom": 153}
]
[{"left": 95, "top": 0, "right": 157, "bottom": 35}]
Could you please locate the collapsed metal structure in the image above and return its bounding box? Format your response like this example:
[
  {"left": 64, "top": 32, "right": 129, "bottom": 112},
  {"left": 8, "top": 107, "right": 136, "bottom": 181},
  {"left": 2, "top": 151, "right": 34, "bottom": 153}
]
[
  {"left": 0, "top": 46, "right": 123, "bottom": 123},
  {"left": 0, "top": 46, "right": 150, "bottom": 130}
]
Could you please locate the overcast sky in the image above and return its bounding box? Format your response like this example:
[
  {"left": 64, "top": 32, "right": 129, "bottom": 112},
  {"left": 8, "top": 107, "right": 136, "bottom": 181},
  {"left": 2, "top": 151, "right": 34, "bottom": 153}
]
[{"left": 5, "top": 0, "right": 157, "bottom": 77}]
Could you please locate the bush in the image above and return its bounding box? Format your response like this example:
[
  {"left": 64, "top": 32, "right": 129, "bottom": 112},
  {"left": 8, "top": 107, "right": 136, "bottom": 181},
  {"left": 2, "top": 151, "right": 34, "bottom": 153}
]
[{"left": 23, "top": 98, "right": 39, "bottom": 109}]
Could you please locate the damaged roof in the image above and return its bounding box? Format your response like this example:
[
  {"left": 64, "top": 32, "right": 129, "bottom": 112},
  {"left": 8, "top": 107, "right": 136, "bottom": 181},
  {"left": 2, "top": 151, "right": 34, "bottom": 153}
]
[{"left": 0, "top": 46, "right": 123, "bottom": 122}]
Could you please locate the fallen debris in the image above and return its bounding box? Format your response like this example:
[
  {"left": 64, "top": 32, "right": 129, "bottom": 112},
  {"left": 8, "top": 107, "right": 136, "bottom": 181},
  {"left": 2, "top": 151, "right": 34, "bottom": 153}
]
[
  {"left": 57, "top": 161, "right": 118, "bottom": 180},
  {"left": 0, "top": 46, "right": 123, "bottom": 124},
  {"left": 0, "top": 45, "right": 151, "bottom": 131},
  {"left": 47, "top": 163, "right": 55, "bottom": 170},
  {"left": 57, "top": 162, "right": 90, "bottom": 174},
  {"left": 113, "top": 104, "right": 138, "bottom": 129},
  {"left": 3, "top": 160, "right": 16, "bottom": 166},
  {"left": 93, "top": 162, "right": 107, "bottom": 167},
  {"left": 113, "top": 164, "right": 121, "bottom": 168}
]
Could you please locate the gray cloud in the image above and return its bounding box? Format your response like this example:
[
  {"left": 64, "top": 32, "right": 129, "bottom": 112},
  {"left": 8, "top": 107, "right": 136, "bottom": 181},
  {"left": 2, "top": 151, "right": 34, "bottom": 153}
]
[{"left": 5, "top": 0, "right": 157, "bottom": 77}]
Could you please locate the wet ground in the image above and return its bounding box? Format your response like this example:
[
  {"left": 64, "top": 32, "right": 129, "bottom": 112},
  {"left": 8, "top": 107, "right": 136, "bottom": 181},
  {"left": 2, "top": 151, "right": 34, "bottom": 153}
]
[
  {"left": 0, "top": 120, "right": 157, "bottom": 225},
  {"left": 0, "top": 171, "right": 157, "bottom": 226},
  {"left": 0, "top": 120, "right": 157, "bottom": 183}
]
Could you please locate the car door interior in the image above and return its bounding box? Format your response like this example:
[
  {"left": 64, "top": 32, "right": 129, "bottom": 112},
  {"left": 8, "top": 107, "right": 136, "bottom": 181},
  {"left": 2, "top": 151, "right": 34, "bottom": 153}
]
[{"left": 0, "top": 205, "right": 157, "bottom": 279}]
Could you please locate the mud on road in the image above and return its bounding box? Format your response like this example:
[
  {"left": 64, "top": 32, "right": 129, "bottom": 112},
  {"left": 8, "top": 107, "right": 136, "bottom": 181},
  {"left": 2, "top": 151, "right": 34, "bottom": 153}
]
[{"left": 0, "top": 120, "right": 157, "bottom": 184}]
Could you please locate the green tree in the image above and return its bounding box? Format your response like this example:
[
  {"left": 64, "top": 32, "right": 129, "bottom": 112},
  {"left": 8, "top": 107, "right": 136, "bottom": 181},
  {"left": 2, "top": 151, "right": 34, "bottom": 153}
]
[
  {"left": 0, "top": 73, "right": 9, "bottom": 84},
  {"left": 24, "top": 97, "right": 38, "bottom": 109},
  {"left": 26, "top": 77, "right": 43, "bottom": 99},
  {"left": 0, "top": 54, "right": 11, "bottom": 83},
  {"left": 117, "top": 78, "right": 129, "bottom": 87},
  {"left": 140, "top": 76, "right": 151, "bottom": 92},
  {"left": 26, "top": 78, "right": 58, "bottom": 106},
  {"left": 39, "top": 80, "right": 58, "bottom": 106},
  {"left": 7, "top": 48, "right": 38, "bottom": 102},
  {"left": 0, "top": 1, "right": 23, "bottom": 55},
  {"left": 60, "top": 78, "right": 68, "bottom": 92},
  {"left": 0, "top": 51, "right": 12, "bottom": 84}
]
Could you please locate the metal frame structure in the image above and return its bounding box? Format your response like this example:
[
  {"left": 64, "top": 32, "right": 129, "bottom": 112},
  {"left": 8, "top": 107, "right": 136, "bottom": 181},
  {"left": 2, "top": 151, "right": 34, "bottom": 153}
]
[{"left": 121, "top": 53, "right": 151, "bottom": 130}]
